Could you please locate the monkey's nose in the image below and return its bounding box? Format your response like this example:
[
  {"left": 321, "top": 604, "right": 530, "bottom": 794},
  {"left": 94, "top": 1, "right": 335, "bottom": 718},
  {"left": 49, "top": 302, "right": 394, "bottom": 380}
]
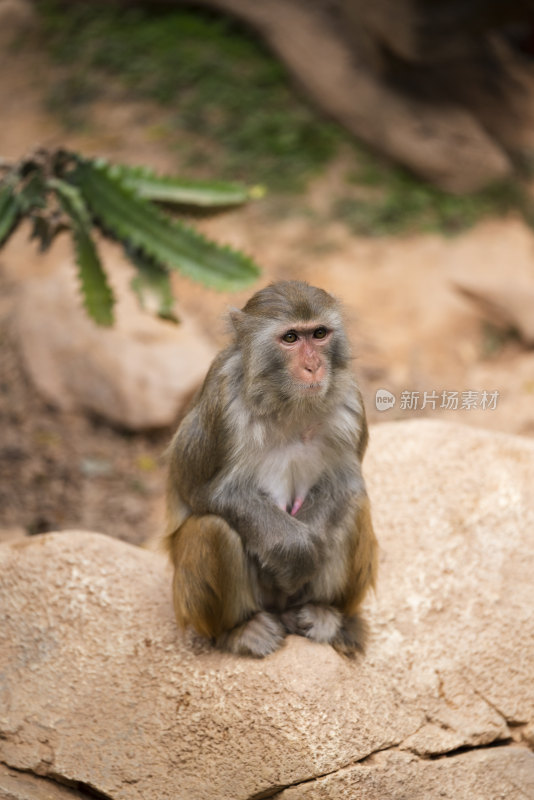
[{"left": 301, "top": 364, "right": 325, "bottom": 383}]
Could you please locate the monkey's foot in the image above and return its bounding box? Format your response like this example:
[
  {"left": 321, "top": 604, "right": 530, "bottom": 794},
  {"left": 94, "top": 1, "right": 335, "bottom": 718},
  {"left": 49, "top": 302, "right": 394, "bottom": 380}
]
[
  {"left": 331, "top": 613, "right": 369, "bottom": 656},
  {"left": 216, "top": 611, "right": 286, "bottom": 658},
  {"left": 282, "top": 603, "right": 342, "bottom": 644}
]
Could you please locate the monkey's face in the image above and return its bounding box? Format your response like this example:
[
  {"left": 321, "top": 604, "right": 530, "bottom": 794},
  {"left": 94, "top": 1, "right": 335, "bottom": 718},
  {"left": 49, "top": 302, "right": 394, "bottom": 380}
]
[
  {"left": 231, "top": 281, "right": 351, "bottom": 412},
  {"left": 278, "top": 324, "right": 332, "bottom": 394},
  {"left": 239, "top": 318, "right": 340, "bottom": 412}
]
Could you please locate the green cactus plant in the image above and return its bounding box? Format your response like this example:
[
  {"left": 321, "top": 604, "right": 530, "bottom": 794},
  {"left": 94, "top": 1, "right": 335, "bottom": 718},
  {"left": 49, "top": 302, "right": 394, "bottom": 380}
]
[{"left": 0, "top": 148, "right": 260, "bottom": 326}]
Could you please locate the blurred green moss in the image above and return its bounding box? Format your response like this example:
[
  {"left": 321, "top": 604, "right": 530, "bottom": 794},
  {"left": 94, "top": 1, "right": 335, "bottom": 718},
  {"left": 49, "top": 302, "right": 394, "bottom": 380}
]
[
  {"left": 39, "top": 2, "right": 526, "bottom": 234},
  {"left": 336, "top": 158, "right": 523, "bottom": 237},
  {"left": 40, "top": 2, "right": 340, "bottom": 191}
]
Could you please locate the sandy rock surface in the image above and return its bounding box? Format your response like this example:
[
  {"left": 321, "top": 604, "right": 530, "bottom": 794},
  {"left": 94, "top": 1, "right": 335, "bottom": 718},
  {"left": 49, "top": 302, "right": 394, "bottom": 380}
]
[
  {"left": 0, "top": 763, "right": 87, "bottom": 800},
  {"left": 0, "top": 420, "right": 533, "bottom": 799}
]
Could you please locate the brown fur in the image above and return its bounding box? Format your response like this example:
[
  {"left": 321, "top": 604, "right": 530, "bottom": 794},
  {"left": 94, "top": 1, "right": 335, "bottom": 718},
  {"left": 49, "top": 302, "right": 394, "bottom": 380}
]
[{"left": 167, "top": 515, "right": 257, "bottom": 638}]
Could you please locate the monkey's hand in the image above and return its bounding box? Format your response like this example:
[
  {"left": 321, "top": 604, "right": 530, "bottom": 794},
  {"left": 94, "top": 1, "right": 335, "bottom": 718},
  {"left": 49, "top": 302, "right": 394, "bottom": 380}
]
[
  {"left": 209, "top": 490, "right": 323, "bottom": 595},
  {"left": 262, "top": 515, "right": 324, "bottom": 595}
]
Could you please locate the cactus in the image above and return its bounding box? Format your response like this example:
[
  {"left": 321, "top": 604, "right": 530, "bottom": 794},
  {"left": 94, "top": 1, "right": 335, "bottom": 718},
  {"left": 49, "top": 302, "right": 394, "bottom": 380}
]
[{"left": 0, "top": 149, "right": 260, "bottom": 325}]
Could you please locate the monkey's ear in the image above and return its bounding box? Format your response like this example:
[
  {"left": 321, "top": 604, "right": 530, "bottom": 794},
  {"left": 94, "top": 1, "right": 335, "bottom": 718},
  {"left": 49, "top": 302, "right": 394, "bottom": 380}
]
[{"left": 229, "top": 308, "right": 246, "bottom": 334}]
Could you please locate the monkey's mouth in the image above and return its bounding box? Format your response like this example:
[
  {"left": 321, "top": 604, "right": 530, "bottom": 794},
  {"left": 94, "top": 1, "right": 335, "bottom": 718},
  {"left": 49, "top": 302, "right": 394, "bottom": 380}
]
[{"left": 299, "top": 381, "right": 324, "bottom": 393}]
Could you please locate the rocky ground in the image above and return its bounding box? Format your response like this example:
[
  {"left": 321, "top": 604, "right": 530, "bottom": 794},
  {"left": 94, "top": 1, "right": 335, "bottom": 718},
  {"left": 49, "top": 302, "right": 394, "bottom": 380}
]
[
  {"left": 1, "top": 422, "right": 533, "bottom": 799},
  {"left": 1, "top": 1, "right": 534, "bottom": 546}
]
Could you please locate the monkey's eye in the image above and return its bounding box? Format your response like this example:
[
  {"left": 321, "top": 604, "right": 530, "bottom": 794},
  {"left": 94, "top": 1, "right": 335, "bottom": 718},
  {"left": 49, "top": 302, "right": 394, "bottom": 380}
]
[
  {"left": 313, "top": 327, "right": 328, "bottom": 339},
  {"left": 282, "top": 331, "right": 298, "bottom": 344}
]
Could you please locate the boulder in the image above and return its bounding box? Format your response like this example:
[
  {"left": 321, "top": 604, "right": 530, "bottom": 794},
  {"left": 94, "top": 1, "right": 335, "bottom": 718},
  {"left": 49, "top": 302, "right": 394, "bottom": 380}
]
[
  {"left": 0, "top": 0, "right": 36, "bottom": 50},
  {"left": 454, "top": 276, "right": 534, "bottom": 347},
  {"left": 14, "top": 251, "right": 216, "bottom": 430},
  {"left": 0, "top": 421, "right": 533, "bottom": 800}
]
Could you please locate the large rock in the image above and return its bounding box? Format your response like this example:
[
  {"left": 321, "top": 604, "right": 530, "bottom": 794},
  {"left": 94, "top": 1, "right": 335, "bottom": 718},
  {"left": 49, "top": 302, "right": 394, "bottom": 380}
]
[
  {"left": 454, "top": 275, "right": 534, "bottom": 347},
  {"left": 0, "top": 421, "right": 533, "bottom": 800},
  {"left": 14, "top": 252, "right": 216, "bottom": 430},
  {"left": 0, "top": 0, "right": 36, "bottom": 49}
]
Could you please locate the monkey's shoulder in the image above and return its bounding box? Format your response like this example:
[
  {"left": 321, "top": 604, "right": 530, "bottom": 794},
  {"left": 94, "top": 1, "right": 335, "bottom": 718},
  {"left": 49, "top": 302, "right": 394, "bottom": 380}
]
[
  {"left": 170, "top": 349, "right": 241, "bottom": 470},
  {"left": 323, "top": 382, "right": 366, "bottom": 441},
  {"left": 195, "top": 347, "right": 238, "bottom": 397}
]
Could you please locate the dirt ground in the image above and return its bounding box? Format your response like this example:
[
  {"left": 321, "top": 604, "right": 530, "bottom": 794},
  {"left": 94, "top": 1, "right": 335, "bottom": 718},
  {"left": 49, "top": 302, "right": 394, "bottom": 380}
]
[{"left": 1, "top": 7, "right": 533, "bottom": 546}]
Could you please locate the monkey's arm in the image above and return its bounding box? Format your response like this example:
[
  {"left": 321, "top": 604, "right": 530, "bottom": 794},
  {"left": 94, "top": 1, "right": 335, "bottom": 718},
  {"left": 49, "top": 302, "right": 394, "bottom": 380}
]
[
  {"left": 211, "top": 480, "right": 324, "bottom": 591},
  {"left": 295, "top": 463, "right": 365, "bottom": 530},
  {"left": 178, "top": 460, "right": 324, "bottom": 593},
  {"left": 294, "top": 461, "right": 377, "bottom": 614},
  {"left": 168, "top": 400, "right": 322, "bottom": 594},
  {"left": 296, "top": 396, "right": 369, "bottom": 530}
]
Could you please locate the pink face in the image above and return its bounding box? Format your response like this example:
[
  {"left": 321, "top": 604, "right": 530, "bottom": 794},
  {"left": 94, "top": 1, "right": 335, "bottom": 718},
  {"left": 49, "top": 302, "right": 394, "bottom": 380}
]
[{"left": 278, "top": 324, "right": 332, "bottom": 389}]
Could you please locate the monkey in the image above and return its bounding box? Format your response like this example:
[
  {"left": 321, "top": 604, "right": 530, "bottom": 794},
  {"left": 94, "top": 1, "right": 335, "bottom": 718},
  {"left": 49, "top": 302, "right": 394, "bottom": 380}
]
[{"left": 166, "top": 280, "right": 377, "bottom": 658}]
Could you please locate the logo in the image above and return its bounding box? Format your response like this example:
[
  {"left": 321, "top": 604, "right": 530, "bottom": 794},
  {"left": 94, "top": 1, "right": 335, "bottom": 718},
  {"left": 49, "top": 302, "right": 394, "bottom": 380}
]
[{"left": 375, "top": 389, "right": 396, "bottom": 412}]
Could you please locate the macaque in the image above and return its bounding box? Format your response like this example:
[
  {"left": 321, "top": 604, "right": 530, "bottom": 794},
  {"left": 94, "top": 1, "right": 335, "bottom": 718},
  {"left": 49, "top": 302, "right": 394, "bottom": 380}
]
[{"left": 166, "top": 281, "right": 377, "bottom": 657}]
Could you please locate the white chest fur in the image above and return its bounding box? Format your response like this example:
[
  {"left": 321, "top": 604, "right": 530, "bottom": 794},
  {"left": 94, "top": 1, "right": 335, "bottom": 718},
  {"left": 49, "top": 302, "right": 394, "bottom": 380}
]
[{"left": 253, "top": 436, "right": 324, "bottom": 511}]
